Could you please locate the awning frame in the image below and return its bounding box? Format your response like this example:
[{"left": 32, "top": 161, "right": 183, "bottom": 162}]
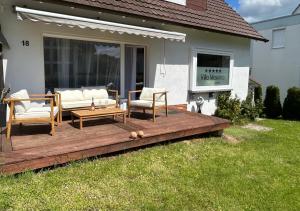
[{"left": 15, "top": 6, "right": 186, "bottom": 42}]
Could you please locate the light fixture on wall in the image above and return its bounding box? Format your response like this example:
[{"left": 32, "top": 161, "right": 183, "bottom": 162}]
[{"left": 142, "top": 19, "right": 146, "bottom": 23}]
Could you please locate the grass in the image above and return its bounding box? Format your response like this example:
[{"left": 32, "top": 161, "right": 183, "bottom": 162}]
[{"left": 0, "top": 119, "right": 299, "bottom": 210}]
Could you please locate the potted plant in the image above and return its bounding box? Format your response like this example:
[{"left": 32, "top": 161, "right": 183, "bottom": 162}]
[{"left": 0, "top": 88, "right": 10, "bottom": 127}]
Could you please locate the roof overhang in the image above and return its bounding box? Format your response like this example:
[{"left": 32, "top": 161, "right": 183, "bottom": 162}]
[{"left": 15, "top": 6, "right": 186, "bottom": 42}]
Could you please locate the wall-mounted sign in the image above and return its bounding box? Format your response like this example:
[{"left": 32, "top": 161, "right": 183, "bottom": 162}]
[{"left": 197, "top": 67, "right": 229, "bottom": 86}]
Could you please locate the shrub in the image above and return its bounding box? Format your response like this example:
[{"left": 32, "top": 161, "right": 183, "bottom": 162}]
[
  {"left": 241, "top": 91, "right": 259, "bottom": 120},
  {"left": 254, "top": 86, "right": 263, "bottom": 103},
  {"left": 254, "top": 86, "right": 264, "bottom": 117},
  {"left": 263, "top": 86, "right": 282, "bottom": 118},
  {"left": 215, "top": 92, "right": 241, "bottom": 124},
  {"left": 283, "top": 87, "right": 300, "bottom": 120}
]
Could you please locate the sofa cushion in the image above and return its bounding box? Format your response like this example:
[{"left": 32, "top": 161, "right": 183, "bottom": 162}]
[
  {"left": 55, "top": 88, "right": 83, "bottom": 102},
  {"left": 140, "top": 87, "right": 166, "bottom": 102},
  {"left": 10, "top": 89, "right": 31, "bottom": 114},
  {"left": 61, "top": 99, "right": 116, "bottom": 109},
  {"left": 82, "top": 86, "right": 109, "bottom": 100},
  {"left": 15, "top": 106, "right": 59, "bottom": 119},
  {"left": 61, "top": 100, "right": 92, "bottom": 109},
  {"left": 130, "top": 100, "right": 165, "bottom": 108}
]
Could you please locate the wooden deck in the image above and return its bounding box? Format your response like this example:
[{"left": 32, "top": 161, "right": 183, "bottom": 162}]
[{"left": 0, "top": 108, "right": 229, "bottom": 175}]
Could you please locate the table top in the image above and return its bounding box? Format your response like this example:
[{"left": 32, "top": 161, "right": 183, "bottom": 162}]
[{"left": 71, "top": 107, "right": 125, "bottom": 117}]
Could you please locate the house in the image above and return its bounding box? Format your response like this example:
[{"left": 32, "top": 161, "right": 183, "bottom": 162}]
[
  {"left": 0, "top": 0, "right": 265, "bottom": 115},
  {"left": 251, "top": 4, "right": 300, "bottom": 102}
]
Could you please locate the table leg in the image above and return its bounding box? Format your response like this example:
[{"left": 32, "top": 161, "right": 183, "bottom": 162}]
[
  {"left": 71, "top": 114, "right": 74, "bottom": 126},
  {"left": 123, "top": 112, "right": 126, "bottom": 124},
  {"left": 80, "top": 117, "right": 83, "bottom": 130}
]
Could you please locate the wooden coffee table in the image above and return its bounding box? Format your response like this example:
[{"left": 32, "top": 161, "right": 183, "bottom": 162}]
[{"left": 71, "top": 108, "right": 126, "bottom": 129}]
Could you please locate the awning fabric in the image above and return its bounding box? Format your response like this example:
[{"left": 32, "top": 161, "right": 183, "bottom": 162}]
[
  {"left": 15, "top": 7, "right": 186, "bottom": 42},
  {"left": 0, "top": 31, "right": 9, "bottom": 48}
]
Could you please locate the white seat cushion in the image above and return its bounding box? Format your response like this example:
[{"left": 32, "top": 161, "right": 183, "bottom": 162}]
[
  {"left": 61, "top": 100, "right": 92, "bottom": 109},
  {"left": 55, "top": 88, "right": 83, "bottom": 102},
  {"left": 61, "top": 99, "right": 116, "bottom": 109},
  {"left": 140, "top": 87, "right": 166, "bottom": 102},
  {"left": 15, "top": 106, "right": 59, "bottom": 119},
  {"left": 10, "top": 89, "right": 31, "bottom": 113},
  {"left": 130, "top": 100, "right": 165, "bottom": 108},
  {"left": 82, "top": 86, "right": 109, "bottom": 100}
]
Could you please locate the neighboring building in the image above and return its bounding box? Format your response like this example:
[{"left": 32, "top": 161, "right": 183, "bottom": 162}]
[
  {"left": 0, "top": 0, "right": 265, "bottom": 115},
  {"left": 251, "top": 5, "right": 300, "bottom": 102}
]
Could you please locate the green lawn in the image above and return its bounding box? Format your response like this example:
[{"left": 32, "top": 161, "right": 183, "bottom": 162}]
[{"left": 0, "top": 119, "right": 299, "bottom": 210}]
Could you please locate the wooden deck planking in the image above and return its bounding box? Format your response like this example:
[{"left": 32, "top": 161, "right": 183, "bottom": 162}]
[{"left": 0, "top": 110, "right": 229, "bottom": 174}]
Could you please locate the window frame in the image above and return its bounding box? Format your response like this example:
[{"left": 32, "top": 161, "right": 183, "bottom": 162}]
[
  {"left": 272, "top": 28, "right": 286, "bottom": 49},
  {"left": 190, "top": 48, "right": 234, "bottom": 92}
]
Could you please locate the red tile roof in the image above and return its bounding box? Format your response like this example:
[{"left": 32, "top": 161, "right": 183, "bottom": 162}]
[{"left": 53, "top": 0, "right": 267, "bottom": 41}]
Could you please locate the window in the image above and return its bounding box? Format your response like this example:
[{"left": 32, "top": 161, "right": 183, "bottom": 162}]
[
  {"left": 197, "top": 54, "right": 230, "bottom": 86},
  {"left": 272, "top": 28, "right": 285, "bottom": 49},
  {"left": 44, "top": 37, "right": 120, "bottom": 92},
  {"left": 190, "top": 49, "right": 233, "bottom": 92}
]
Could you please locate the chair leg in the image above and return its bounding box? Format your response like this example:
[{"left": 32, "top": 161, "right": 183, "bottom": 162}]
[
  {"left": 60, "top": 109, "right": 63, "bottom": 123},
  {"left": 143, "top": 108, "right": 146, "bottom": 114},
  {"left": 51, "top": 118, "right": 55, "bottom": 136},
  {"left": 165, "top": 106, "right": 168, "bottom": 117},
  {"left": 128, "top": 107, "right": 131, "bottom": 118},
  {"left": 153, "top": 107, "right": 156, "bottom": 122},
  {"left": 6, "top": 121, "right": 12, "bottom": 140}
]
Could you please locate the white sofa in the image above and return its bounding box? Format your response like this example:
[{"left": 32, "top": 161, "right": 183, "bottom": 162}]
[{"left": 55, "top": 86, "right": 118, "bottom": 113}]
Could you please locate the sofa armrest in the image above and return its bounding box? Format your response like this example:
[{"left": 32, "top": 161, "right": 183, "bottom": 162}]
[{"left": 108, "top": 89, "right": 119, "bottom": 105}]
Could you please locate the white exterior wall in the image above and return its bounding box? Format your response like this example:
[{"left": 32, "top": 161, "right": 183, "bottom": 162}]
[
  {"left": 251, "top": 20, "right": 300, "bottom": 102},
  {"left": 1, "top": 0, "right": 251, "bottom": 115}
]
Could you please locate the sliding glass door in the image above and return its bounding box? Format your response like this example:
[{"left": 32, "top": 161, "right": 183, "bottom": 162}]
[
  {"left": 44, "top": 37, "right": 120, "bottom": 92},
  {"left": 124, "top": 45, "right": 145, "bottom": 99}
]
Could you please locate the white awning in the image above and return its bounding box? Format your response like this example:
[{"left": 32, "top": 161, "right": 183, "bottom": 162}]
[{"left": 15, "top": 6, "right": 186, "bottom": 42}]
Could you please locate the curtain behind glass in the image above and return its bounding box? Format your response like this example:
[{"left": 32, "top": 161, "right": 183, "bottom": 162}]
[{"left": 44, "top": 37, "right": 120, "bottom": 92}]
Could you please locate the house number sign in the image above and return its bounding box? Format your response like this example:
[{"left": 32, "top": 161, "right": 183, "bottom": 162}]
[{"left": 21, "top": 40, "right": 30, "bottom": 46}]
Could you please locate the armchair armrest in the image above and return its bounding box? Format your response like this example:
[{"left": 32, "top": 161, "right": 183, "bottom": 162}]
[
  {"left": 152, "top": 91, "right": 168, "bottom": 107},
  {"left": 128, "top": 90, "right": 143, "bottom": 102},
  {"left": 4, "top": 97, "right": 54, "bottom": 102}
]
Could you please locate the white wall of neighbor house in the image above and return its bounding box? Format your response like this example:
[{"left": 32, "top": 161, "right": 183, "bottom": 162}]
[
  {"left": 251, "top": 20, "right": 300, "bottom": 102},
  {"left": 0, "top": 0, "right": 251, "bottom": 115}
]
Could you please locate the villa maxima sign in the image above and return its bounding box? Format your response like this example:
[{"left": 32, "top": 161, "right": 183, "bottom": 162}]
[{"left": 197, "top": 67, "right": 229, "bottom": 86}]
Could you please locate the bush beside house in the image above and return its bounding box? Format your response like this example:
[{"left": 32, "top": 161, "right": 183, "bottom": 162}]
[
  {"left": 215, "top": 92, "right": 241, "bottom": 124},
  {"left": 283, "top": 87, "right": 300, "bottom": 120},
  {"left": 215, "top": 90, "right": 261, "bottom": 124},
  {"left": 263, "top": 86, "right": 282, "bottom": 118},
  {"left": 254, "top": 86, "right": 264, "bottom": 117}
]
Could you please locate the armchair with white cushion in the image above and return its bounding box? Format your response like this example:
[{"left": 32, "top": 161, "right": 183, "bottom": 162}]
[
  {"left": 128, "top": 87, "right": 168, "bottom": 122},
  {"left": 4, "top": 89, "right": 60, "bottom": 139}
]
